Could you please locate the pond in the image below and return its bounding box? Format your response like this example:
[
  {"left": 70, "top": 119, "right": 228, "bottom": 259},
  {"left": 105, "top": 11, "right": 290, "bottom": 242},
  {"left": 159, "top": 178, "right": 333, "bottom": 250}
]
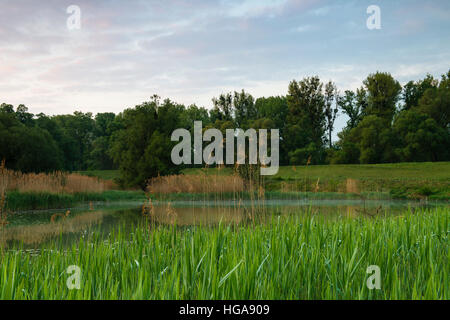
[{"left": 0, "top": 199, "right": 447, "bottom": 249}]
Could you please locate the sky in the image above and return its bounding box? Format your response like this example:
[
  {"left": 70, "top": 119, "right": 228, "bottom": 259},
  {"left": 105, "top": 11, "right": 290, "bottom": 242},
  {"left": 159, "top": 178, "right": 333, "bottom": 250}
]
[{"left": 1, "top": 0, "right": 449, "bottom": 136}]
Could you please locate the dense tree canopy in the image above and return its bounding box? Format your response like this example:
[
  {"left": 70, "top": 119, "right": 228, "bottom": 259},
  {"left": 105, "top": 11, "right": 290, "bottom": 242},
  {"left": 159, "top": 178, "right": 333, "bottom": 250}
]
[
  {"left": 332, "top": 70, "right": 450, "bottom": 164},
  {"left": 363, "top": 72, "right": 402, "bottom": 123},
  {"left": 285, "top": 76, "right": 327, "bottom": 164},
  {"left": 1, "top": 69, "right": 449, "bottom": 187},
  {"left": 109, "top": 97, "right": 185, "bottom": 188},
  {"left": 0, "top": 105, "right": 62, "bottom": 172}
]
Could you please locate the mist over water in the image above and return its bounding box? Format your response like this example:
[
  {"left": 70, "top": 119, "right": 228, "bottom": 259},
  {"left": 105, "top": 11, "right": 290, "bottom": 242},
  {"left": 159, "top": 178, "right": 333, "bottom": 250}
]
[{"left": 2, "top": 199, "right": 446, "bottom": 249}]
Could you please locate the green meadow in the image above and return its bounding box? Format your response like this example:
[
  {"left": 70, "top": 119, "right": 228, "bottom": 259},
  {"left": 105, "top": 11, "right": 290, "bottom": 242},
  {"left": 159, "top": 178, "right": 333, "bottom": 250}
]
[
  {"left": 73, "top": 162, "right": 450, "bottom": 200},
  {"left": 181, "top": 162, "right": 450, "bottom": 200}
]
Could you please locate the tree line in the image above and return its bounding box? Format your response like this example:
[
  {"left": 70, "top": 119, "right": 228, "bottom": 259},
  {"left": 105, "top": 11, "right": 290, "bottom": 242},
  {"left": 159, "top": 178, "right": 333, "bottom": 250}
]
[{"left": 1, "top": 70, "right": 449, "bottom": 188}]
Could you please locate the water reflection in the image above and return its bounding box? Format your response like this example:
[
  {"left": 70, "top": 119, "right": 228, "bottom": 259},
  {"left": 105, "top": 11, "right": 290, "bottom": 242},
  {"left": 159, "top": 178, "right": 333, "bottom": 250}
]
[
  {"left": 0, "top": 199, "right": 446, "bottom": 249},
  {"left": 1, "top": 210, "right": 105, "bottom": 247}
]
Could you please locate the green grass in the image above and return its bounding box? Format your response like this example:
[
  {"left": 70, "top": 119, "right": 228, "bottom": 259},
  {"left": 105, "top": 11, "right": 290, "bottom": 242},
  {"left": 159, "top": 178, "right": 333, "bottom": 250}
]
[
  {"left": 80, "top": 162, "right": 450, "bottom": 182},
  {"left": 274, "top": 162, "right": 450, "bottom": 180},
  {"left": 4, "top": 190, "right": 146, "bottom": 211},
  {"left": 183, "top": 162, "right": 450, "bottom": 180},
  {"left": 184, "top": 162, "right": 450, "bottom": 199},
  {"left": 1, "top": 207, "right": 448, "bottom": 299},
  {"left": 76, "top": 162, "right": 450, "bottom": 200}
]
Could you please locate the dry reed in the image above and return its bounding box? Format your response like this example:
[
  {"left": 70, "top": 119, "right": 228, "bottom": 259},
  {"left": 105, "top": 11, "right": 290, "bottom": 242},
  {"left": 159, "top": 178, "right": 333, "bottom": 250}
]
[
  {"left": 346, "top": 178, "right": 359, "bottom": 194},
  {"left": 0, "top": 168, "right": 113, "bottom": 194},
  {"left": 50, "top": 210, "right": 71, "bottom": 223},
  {"left": 0, "top": 160, "right": 8, "bottom": 227},
  {"left": 147, "top": 174, "right": 244, "bottom": 194}
]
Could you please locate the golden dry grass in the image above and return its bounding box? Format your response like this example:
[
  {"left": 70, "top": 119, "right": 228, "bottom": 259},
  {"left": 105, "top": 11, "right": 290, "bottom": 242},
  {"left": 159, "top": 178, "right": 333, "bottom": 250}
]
[
  {"left": 0, "top": 161, "right": 8, "bottom": 227},
  {"left": 0, "top": 168, "right": 114, "bottom": 194},
  {"left": 346, "top": 178, "right": 360, "bottom": 194},
  {"left": 147, "top": 174, "right": 245, "bottom": 194}
]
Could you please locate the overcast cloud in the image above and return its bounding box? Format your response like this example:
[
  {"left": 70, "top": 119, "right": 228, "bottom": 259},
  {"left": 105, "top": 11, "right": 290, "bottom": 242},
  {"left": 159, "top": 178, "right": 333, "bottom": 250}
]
[{"left": 1, "top": 0, "right": 449, "bottom": 135}]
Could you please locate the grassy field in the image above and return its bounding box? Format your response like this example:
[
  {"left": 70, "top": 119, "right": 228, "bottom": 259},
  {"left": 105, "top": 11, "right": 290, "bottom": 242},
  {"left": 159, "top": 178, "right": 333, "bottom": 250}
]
[
  {"left": 1, "top": 207, "right": 447, "bottom": 299},
  {"left": 75, "top": 162, "right": 450, "bottom": 201},
  {"left": 183, "top": 162, "right": 450, "bottom": 200},
  {"left": 182, "top": 162, "right": 450, "bottom": 180}
]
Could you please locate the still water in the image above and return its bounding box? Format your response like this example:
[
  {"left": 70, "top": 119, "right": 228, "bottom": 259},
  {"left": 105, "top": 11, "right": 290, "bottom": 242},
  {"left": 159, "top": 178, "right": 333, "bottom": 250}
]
[{"left": 1, "top": 199, "right": 447, "bottom": 249}]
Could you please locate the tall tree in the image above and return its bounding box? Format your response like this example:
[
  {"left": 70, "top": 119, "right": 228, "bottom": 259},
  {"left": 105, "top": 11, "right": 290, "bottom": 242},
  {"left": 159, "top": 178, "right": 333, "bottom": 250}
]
[
  {"left": 255, "top": 96, "right": 289, "bottom": 164},
  {"left": 89, "top": 112, "right": 116, "bottom": 170},
  {"left": 285, "top": 76, "right": 326, "bottom": 164},
  {"left": 402, "top": 74, "right": 437, "bottom": 110},
  {"left": 0, "top": 106, "right": 63, "bottom": 172},
  {"left": 324, "top": 81, "right": 338, "bottom": 148},
  {"left": 338, "top": 90, "right": 359, "bottom": 130},
  {"left": 109, "top": 98, "right": 183, "bottom": 188},
  {"left": 338, "top": 87, "right": 368, "bottom": 131},
  {"left": 394, "top": 109, "right": 449, "bottom": 162},
  {"left": 233, "top": 90, "right": 256, "bottom": 128},
  {"left": 363, "top": 72, "right": 402, "bottom": 123},
  {"left": 255, "top": 96, "right": 288, "bottom": 131},
  {"left": 180, "top": 104, "right": 211, "bottom": 130},
  {"left": 212, "top": 93, "right": 233, "bottom": 122},
  {"left": 15, "top": 105, "right": 34, "bottom": 126},
  {"left": 53, "top": 112, "right": 95, "bottom": 170},
  {"left": 350, "top": 115, "right": 397, "bottom": 164},
  {"left": 415, "top": 69, "right": 450, "bottom": 129}
]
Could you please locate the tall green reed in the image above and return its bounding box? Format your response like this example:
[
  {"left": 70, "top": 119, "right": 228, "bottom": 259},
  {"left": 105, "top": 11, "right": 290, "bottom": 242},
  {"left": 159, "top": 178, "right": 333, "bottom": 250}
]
[{"left": 0, "top": 207, "right": 448, "bottom": 300}]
